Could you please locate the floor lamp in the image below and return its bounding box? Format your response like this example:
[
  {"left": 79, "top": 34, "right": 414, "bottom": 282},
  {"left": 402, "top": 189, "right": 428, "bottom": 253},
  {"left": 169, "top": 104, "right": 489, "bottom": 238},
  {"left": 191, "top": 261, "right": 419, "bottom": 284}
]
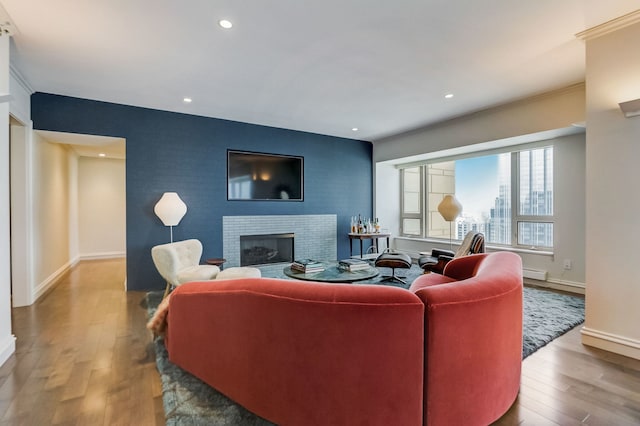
[
  {"left": 154, "top": 192, "right": 187, "bottom": 242},
  {"left": 437, "top": 194, "right": 462, "bottom": 251}
]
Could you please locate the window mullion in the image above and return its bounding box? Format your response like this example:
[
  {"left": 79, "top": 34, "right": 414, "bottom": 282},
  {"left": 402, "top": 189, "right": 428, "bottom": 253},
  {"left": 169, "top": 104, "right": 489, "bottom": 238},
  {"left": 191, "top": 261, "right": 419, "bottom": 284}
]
[{"left": 511, "top": 151, "right": 518, "bottom": 245}]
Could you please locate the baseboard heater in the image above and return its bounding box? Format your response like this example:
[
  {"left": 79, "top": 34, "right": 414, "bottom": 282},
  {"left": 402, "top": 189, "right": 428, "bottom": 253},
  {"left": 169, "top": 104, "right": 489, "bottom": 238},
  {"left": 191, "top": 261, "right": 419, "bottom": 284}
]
[{"left": 523, "top": 268, "right": 547, "bottom": 281}]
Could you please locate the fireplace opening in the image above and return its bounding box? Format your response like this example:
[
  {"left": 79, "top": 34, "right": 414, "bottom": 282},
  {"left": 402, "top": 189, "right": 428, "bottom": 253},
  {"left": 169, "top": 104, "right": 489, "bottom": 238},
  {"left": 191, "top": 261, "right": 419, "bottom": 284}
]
[{"left": 240, "top": 233, "right": 294, "bottom": 266}]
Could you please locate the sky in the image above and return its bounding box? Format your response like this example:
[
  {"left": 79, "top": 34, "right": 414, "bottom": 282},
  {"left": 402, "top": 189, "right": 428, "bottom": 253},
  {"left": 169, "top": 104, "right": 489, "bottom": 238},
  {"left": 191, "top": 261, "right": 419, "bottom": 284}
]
[{"left": 455, "top": 154, "right": 503, "bottom": 219}]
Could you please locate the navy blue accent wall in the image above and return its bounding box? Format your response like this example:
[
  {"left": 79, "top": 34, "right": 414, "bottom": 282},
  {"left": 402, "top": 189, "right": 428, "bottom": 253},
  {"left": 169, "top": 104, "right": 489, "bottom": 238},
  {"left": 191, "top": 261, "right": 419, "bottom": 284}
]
[{"left": 31, "top": 93, "right": 373, "bottom": 290}]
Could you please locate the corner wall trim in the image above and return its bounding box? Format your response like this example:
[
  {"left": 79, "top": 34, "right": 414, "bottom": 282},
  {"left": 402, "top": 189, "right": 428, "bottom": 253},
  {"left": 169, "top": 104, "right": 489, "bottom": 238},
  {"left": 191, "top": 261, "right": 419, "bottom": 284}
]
[
  {"left": 0, "top": 334, "right": 16, "bottom": 367},
  {"left": 581, "top": 326, "right": 640, "bottom": 360}
]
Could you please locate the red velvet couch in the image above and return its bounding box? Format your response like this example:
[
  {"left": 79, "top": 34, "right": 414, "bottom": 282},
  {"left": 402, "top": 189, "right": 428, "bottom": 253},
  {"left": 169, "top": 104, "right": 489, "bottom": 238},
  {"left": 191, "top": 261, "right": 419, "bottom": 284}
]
[
  {"left": 409, "top": 252, "right": 523, "bottom": 426},
  {"left": 165, "top": 251, "right": 523, "bottom": 426}
]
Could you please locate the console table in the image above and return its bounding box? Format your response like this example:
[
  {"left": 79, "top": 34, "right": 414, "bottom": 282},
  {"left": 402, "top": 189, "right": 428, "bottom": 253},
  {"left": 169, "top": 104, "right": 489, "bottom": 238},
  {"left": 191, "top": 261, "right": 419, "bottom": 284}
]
[{"left": 348, "top": 232, "right": 391, "bottom": 258}]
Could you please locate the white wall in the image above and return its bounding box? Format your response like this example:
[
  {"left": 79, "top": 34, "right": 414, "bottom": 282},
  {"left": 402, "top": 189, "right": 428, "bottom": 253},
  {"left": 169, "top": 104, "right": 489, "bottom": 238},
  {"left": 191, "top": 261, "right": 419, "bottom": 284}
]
[
  {"left": 374, "top": 84, "right": 586, "bottom": 163},
  {"left": 375, "top": 89, "right": 587, "bottom": 291},
  {"left": 582, "top": 21, "right": 640, "bottom": 360},
  {"left": 10, "top": 122, "right": 33, "bottom": 307},
  {"left": 374, "top": 162, "right": 400, "bottom": 239},
  {"left": 31, "top": 133, "right": 72, "bottom": 298},
  {"left": 77, "top": 156, "right": 126, "bottom": 258},
  {"left": 8, "top": 64, "right": 34, "bottom": 308},
  {"left": 9, "top": 67, "right": 31, "bottom": 125},
  {"left": 0, "top": 34, "right": 16, "bottom": 366},
  {"left": 68, "top": 150, "right": 79, "bottom": 262}
]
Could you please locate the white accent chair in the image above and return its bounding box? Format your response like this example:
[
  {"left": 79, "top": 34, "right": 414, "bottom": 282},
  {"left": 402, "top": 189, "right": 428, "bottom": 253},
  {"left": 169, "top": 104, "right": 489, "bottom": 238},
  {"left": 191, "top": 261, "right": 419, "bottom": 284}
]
[{"left": 151, "top": 239, "right": 220, "bottom": 298}]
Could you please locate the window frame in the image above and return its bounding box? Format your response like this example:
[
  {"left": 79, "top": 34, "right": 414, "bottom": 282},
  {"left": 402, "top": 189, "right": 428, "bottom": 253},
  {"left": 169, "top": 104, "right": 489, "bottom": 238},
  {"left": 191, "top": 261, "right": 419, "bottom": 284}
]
[
  {"left": 399, "top": 166, "right": 424, "bottom": 237},
  {"left": 512, "top": 146, "right": 554, "bottom": 249},
  {"left": 398, "top": 142, "right": 555, "bottom": 251}
]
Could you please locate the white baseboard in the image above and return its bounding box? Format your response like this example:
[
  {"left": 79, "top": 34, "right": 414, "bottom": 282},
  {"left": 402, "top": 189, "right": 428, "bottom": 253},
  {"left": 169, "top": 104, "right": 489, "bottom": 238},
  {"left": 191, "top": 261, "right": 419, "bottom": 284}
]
[
  {"left": 581, "top": 327, "right": 640, "bottom": 360},
  {"left": 33, "top": 254, "right": 125, "bottom": 303},
  {"left": 34, "top": 261, "right": 73, "bottom": 301},
  {"left": 79, "top": 251, "right": 126, "bottom": 261},
  {"left": 0, "top": 334, "right": 16, "bottom": 367},
  {"left": 524, "top": 278, "right": 585, "bottom": 295}
]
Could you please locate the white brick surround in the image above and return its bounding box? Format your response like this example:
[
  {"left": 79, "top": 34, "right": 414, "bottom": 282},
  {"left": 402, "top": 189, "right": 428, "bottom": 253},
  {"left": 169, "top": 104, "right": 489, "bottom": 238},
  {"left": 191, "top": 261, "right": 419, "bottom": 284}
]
[{"left": 223, "top": 215, "right": 337, "bottom": 268}]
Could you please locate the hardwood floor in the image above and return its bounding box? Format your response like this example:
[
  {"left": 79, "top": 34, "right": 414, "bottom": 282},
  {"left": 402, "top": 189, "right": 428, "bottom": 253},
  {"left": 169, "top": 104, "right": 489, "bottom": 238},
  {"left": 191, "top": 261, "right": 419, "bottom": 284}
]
[
  {"left": 494, "top": 326, "right": 640, "bottom": 425},
  {"left": 0, "top": 258, "right": 638, "bottom": 425},
  {"left": 0, "top": 258, "right": 164, "bottom": 425}
]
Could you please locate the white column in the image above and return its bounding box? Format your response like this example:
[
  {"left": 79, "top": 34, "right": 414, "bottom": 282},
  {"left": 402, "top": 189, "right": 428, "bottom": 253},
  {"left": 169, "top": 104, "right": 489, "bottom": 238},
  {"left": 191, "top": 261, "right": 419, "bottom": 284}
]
[
  {"left": 581, "top": 17, "right": 640, "bottom": 360},
  {"left": 0, "top": 33, "right": 16, "bottom": 366}
]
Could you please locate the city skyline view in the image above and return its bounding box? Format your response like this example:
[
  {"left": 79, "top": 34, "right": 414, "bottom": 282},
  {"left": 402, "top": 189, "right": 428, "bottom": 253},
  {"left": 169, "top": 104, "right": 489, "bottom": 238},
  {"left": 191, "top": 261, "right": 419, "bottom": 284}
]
[
  {"left": 455, "top": 154, "right": 506, "bottom": 220},
  {"left": 402, "top": 146, "right": 553, "bottom": 247}
]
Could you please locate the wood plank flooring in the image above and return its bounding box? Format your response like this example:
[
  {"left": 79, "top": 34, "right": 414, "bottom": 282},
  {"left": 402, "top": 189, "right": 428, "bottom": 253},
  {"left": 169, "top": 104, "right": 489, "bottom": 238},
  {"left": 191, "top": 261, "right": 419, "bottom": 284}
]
[
  {"left": 0, "top": 258, "right": 638, "bottom": 425},
  {"left": 0, "top": 258, "right": 164, "bottom": 425},
  {"left": 493, "top": 325, "right": 640, "bottom": 425}
]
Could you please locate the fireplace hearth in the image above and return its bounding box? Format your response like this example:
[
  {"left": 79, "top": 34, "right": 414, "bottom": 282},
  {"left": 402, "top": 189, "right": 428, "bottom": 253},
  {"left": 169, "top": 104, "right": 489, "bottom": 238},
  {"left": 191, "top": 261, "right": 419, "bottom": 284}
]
[{"left": 240, "top": 233, "right": 295, "bottom": 266}]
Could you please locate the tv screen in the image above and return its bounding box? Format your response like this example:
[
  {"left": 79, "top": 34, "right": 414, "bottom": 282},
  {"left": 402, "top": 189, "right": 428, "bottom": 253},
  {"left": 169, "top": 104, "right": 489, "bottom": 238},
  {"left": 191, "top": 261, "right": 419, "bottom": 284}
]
[{"left": 227, "top": 150, "right": 304, "bottom": 201}]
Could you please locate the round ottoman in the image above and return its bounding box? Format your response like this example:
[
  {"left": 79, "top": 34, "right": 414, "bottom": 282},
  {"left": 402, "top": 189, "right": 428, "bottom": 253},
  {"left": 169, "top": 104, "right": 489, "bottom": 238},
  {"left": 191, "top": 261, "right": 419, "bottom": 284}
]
[
  {"left": 216, "top": 266, "right": 262, "bottom": 280},
  {"left": 374, "top": 252, "right": 412, "bottom": 284}
]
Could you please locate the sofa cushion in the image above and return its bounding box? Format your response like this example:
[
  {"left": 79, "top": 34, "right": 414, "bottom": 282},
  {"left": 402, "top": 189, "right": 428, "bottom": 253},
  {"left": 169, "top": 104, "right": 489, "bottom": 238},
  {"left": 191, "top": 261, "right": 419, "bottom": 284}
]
[{"left": 409, "top": 273, "right": 457, "bottom": 292}]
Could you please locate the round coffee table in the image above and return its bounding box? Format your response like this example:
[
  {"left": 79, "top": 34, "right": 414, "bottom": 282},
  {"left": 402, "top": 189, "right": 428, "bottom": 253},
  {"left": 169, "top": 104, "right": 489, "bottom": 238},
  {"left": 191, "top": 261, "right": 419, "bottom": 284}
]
[{"left": 283, "top": 263, "right": 379, "bottom": 283}]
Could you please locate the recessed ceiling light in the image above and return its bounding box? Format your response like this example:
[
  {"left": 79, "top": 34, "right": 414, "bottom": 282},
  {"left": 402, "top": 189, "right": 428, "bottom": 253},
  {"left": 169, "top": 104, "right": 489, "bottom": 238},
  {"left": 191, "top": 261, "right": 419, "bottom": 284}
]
[
  {"left": 183, "top": 97, "right": 192, "bottom": 103},
  {"left": 98, "top": 153, "right": 106, "bottom": 157},
  {"left": 219, "top": 19, "right": 233, "bottom": 29},
  {"left": 352, "top": 127, "right": 359, "bottom": 132},
  {"left": 444, "top": 94, "right": 454, "bottom": 99}
]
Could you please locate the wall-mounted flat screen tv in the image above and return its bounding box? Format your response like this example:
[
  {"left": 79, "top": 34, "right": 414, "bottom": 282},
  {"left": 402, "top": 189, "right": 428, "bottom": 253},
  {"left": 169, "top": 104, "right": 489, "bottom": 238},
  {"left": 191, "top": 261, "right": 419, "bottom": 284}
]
[{"left": 227, "top": 150, "right": 304, "bottom": 201}]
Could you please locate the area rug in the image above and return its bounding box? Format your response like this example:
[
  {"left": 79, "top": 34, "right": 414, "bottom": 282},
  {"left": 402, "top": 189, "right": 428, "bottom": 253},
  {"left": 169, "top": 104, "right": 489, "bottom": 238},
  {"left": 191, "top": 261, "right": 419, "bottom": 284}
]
[{"left": 146, "top": 277, "right": 584, "bottom": 425}]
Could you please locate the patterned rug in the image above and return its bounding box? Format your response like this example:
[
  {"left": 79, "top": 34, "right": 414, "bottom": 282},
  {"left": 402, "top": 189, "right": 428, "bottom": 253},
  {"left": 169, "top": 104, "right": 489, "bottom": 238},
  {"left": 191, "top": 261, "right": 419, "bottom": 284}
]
[{"left": 145, "top": 271, "right": 584, "bottom": 425}]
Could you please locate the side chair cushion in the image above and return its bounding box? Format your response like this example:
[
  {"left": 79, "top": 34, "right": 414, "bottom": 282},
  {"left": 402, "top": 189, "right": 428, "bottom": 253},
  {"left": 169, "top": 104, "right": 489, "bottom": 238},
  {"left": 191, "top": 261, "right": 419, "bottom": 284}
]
[
  {"left": 177, "top": 265, "right": 220, "bottom": 284},
  {"left": 216, "top": 266, "right": 262, "bottom": 280},
  {"left": 469, "top": 233, "right": 485, "bottom": 254}
]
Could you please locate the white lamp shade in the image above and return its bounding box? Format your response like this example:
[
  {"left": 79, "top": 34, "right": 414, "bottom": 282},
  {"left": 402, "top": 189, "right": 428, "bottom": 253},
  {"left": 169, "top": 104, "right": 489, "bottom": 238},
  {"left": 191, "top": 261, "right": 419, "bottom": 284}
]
[
  {"left": 437, "top": 194, "right": 462, "bottom": 222},
  {"left": 154, "top": 192, "right": 187, "bottom": 226}
]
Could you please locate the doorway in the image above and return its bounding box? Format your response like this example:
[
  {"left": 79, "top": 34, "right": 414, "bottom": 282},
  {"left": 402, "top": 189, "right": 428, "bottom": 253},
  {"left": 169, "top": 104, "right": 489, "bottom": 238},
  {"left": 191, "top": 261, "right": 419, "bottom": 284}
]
[{"left": 9, "top": 125, "right": 127, "bottom": 307}]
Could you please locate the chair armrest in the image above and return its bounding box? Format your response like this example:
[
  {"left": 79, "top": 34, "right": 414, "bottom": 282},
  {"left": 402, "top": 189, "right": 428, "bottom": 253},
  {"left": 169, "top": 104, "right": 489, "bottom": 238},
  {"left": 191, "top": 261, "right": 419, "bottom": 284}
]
[{"left": 431, "top": 248, "right": 455, "bottom": 258}]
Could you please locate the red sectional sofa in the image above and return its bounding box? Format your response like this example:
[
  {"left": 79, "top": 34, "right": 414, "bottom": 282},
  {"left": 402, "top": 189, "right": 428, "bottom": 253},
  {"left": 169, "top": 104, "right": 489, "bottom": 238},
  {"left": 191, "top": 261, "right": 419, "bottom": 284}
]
[
  {"left": 165, "top": 251, "right": 523, "bottom": 426},
  {"left": 410, "top": 252, "right": 523, "bottom": 426}
]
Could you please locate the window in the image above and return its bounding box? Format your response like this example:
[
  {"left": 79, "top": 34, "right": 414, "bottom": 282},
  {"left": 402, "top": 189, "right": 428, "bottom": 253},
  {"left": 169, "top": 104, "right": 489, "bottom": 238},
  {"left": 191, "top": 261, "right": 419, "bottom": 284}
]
[
  {"left": 400, "top": 166, "right": 422, "bottom": 236},
  {"left": 516, "top": 147, "right": 553, "bottom": 248},
  {"left": 400, "top": 145, "right": 553, "bottom": 249}
]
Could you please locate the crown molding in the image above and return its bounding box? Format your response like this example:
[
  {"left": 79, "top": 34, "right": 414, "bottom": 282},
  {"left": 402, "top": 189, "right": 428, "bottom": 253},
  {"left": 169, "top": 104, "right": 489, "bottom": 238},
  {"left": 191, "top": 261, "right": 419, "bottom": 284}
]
[
  {"left": 10, "top": 63, "right": 33, "bottom": 94},
  {"left": 0, "top": 2, "right": 16, "bottom": 36},
  {"left": 576, "top": 9, "right": 640, "bottom": 41}
]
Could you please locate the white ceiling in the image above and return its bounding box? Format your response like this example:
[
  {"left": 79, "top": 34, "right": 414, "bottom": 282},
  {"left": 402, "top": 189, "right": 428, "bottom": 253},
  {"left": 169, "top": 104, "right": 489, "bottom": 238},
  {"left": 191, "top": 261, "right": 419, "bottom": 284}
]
[
  {"left": 36, "top": 130, "right": 126, "bottom": 159},
  {"left": 1, "top": 1, "right": 639, "bottom": 142}
]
